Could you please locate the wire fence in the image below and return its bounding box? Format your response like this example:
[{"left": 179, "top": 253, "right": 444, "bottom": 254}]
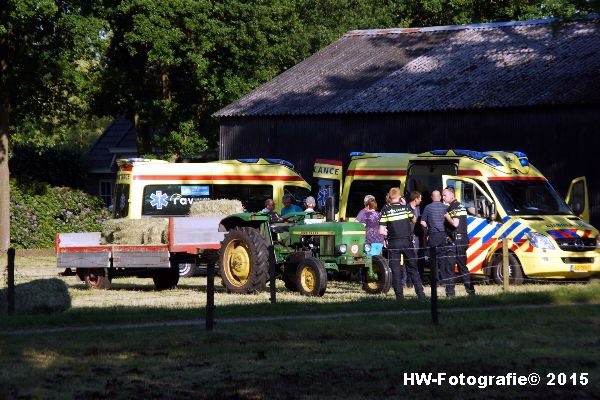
[{"left": 2, "top": 242, "right": 595, "bottom": 327}]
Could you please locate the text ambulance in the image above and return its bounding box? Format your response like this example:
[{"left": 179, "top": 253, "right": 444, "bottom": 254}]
[
  {"left": 312, "top": 150, "right": 599, "bottom": 282},
  {"left": 113, "top": 158, "right": 311, "bottom": 219}
]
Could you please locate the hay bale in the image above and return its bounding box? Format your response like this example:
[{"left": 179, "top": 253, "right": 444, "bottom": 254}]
[
  {"left": 100, "top": 218, "right": 169, "bottom": 245},
  {"left": 188, "top": 199, "right": 244, "bottom": 217},
  {"left": 0, "top": 278, "right": 71, "bottom": 314}
]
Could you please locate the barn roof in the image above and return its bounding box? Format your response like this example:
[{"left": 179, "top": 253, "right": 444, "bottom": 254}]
[
  {"left": 83, "top": 116, "right": 138, "bottom": 173},
  {"left": 214, "top": 16, "right": 600, "bottom": 117}
]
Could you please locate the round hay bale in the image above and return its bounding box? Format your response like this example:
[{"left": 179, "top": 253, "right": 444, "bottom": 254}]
[{"left": 0, "top": 278, "right": 71, "bottom": 314}]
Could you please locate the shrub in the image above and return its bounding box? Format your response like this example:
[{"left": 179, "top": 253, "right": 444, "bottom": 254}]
[{"left": 10, "top": 180, "right": 111, "bottom": 249}]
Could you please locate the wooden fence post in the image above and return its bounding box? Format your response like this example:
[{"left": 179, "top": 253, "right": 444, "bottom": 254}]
[
  {"left": 7, "top": 247, "right": 15, "bottom": 315},
  {"left": 502, "top": 238, "right": 509, "bottom": 291}
]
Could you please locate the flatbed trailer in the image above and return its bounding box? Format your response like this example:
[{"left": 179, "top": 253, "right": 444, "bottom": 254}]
[{"left": 56, "top": 217, "right": 225, "bottom": 289}]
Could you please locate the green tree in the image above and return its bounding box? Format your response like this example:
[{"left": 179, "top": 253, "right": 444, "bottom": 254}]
[{"left": 0, "top": 1, "right": 106, "bottom": 251}]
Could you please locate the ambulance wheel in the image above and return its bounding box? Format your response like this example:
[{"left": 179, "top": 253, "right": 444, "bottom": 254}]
[
  {"left": 83, "top": 268, "right": 112, "bottom": 290},
  {"left": 296, "top": 257, "right": 327, "bottom": 297},
  {"left": 219, "top": 227, "right": 269, "bottom": 293},
  {"left": 178, "top": 263, "right": 197, "bottom": 278},
  {"left": 362, "top": 255, "right": 392, "bottom": 294},
  {"left": 153, "top": 265, "right": 180, "bottom": 290},
  {"left": 491, "top": 253, "right": 524, "bottom": 285}
]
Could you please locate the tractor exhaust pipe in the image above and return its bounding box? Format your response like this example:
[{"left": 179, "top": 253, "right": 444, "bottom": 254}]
[{"left": 325, "top": 197, "right": 335, "bottom": 222}]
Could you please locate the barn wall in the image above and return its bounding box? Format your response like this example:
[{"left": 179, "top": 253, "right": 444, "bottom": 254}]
[{"left": 219, "top": 105, "right": 600, "bottom": 226}]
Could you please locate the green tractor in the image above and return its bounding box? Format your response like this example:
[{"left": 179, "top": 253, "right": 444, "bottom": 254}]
[{"left": 218, "top": 211, "right": 392, "bottom": 296}]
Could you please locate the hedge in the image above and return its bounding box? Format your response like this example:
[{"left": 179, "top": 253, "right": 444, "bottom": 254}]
[{"left": 10, "top": 180, "right": 111, "bottom": 249}]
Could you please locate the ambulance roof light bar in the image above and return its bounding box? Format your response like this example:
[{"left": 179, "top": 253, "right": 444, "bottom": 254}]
[
  {"left": 116, "top": 158, "right": 168, "bottom": 167},
  {"left": 236, "top": 158, "right": 295, "bottom": 170}
]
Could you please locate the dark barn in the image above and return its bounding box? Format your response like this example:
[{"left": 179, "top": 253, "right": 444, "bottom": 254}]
[{"left": 214, "top": 17, "right": 600, "bottom": 226}]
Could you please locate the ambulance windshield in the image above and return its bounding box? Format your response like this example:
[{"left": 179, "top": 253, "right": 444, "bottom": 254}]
[{"left": 488, "top": 180, "right": 572, "bottom": 216}]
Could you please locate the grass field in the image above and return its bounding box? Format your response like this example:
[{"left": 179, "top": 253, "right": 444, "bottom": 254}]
[{"left": 1, "top": 255, "right": 599, "bottom": 398}]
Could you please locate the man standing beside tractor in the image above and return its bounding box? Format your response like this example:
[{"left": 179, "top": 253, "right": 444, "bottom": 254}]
[{"left": 379, "top": 188, "right": 427, "bottom": 301}]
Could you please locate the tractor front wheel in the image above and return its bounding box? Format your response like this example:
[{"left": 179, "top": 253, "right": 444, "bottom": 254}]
[
  {"left": 219, "top": 227, "right": 269, "bottom": 293},
  {"left": 296, "top": 257, "right": 327, "bottom": 297},
  {"left": 362, "top": 255, "right": 392, "bottom": 294}
]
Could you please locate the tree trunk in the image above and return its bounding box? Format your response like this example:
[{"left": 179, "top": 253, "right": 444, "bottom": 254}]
[
  {"left": 0, "top": 31, "right": 10, "bottom": 252},
  {"left": 133, "top": 111, "right": 152, "bottom": 155},
  {"left": 0, "top": 89, "right": 10, "bottom": 253}
]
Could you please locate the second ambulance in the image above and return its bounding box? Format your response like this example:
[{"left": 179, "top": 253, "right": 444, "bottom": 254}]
[{"left": 313, "top": 149, "right": 599, "bottom": 283}]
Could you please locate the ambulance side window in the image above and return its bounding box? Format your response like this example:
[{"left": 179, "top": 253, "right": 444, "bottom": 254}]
[
  {"left": 213, "top": 184, "right": 273, "bottom": 212},
  {"left": 347, "top": 180, "right": 399, "bottom": 217},
  {"left": 284, "top": 185, "right": 311, "bottom": 208},
  {"left": 406, "top": 163, "right": 458, "bottom": 209},
  {"left": 457, "top": 181, "right": 490, "bottom": 218},
  {"left": 142, "top": 184, "right": 211, "bottom": 216}
]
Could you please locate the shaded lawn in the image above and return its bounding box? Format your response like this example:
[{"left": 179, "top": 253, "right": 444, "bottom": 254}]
[{"left": 0, "top": 305, "right": 599, "bottom": 399}]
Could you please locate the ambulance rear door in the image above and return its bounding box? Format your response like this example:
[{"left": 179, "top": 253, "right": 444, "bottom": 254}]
[
  {"left": 312, "top": 159, "right": 343, "bottom": 214},
  {"left": 565, "top": 176, "right": 589, "bottom": 222}
]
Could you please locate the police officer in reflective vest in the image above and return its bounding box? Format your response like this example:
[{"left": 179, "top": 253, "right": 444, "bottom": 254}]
[
  {"left": 420, "top": 189, "right": 447, "bottom": 282},
  {"left": 380, "top": 187, "right": 426, "bottom": 301},
  {"left": 442, "top": 187, "right": 475, "bottom": 297}
]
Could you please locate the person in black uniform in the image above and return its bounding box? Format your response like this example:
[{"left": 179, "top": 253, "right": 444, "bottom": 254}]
[
  {"left": 442, "top": 187, "right": 475, "bottom": 297},
  {"left": 379, "top": 187, "right": 427, "bottom": 301},
  {"left": 420, "top": 189, "right": 447, "bottom": 283}
]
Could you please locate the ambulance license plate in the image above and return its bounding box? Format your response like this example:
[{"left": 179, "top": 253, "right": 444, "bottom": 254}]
[{"left": 571, "top": 265, "right": 592, "bottom": 273}]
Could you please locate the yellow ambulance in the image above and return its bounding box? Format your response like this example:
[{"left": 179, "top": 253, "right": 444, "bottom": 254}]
[
  {"left": 113, "top": 158, "right": 311, "bottom": 219},
  {"left": 314, "top": 150, "right": 599, "bottom": 283}
]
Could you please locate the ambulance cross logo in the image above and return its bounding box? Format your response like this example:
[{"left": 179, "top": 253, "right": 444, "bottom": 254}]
[
  {"left": 317, "top": 186, "right": 330, "bottom": 209},
  {"left": 150, "top": 191, "right": 169, "bottom": 210}
]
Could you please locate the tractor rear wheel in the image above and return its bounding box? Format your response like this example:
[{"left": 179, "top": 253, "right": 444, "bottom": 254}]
[
  {"left": 296, "top": 257, "right": 327, "bottom": 297},
  {"left": 362, "top": 255, "right": 392, "bottom": 294},
  {"left": 219, "top": 227, "right": 269, "bottom": 293},
  {"left": 82, "top": 268, "right": 112, "bottom": 290}
]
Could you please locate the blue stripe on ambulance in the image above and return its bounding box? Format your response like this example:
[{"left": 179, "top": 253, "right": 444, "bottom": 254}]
[
  {"left": 482, "top": 224, "right": 501, "bottom": 243},
  {"left": 559, "top": 229, "right": 579, "bottom": 238},
  {"left": 468, "top": 219, "right": 491, "bottom": 240},
  {"left": 512, "top": 227, "right": 531, "bottom": 242},
  {"left": 548, "top": 230, "right": 567, "bottom": 239},
  {"left": 499, "top": 221, "right": 522, "bottom": 239}
]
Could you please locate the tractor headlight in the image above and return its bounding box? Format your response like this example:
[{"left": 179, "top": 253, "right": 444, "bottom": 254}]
[
  {"left": 526, "top": 232, "right": 555, "bottom": 250},
  {"left": 364, "top": 243, "right": 371, "bottom": 253},
  {"left": 338, "top": 244, "right": 347, "bottom": 254}
]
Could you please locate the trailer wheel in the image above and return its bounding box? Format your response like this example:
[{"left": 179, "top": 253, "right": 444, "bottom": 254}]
[
  {"left": 83, "top": 268, "right": 112, "bottom": 290},
  {"left": 490, "top": 253, "right": 524, "bottom": 285},
  {"left": 296, "top": 257, "right": 327, "bottom": 297},
  {"left": 153, "top": 265, "right": 180, "bottom": 290},
  {"left": 362, "top": 255, "right": 392, "bottom": 294},
  {"left": 219, "top": 227, "right": 269, "bottom": 293}
]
